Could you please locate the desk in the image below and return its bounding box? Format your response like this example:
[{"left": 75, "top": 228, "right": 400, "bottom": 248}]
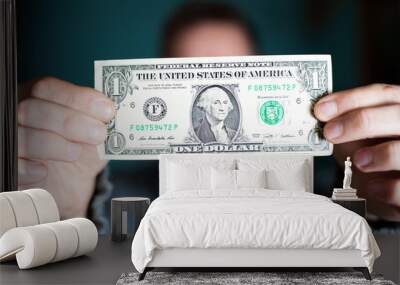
[{"left": 0, "top": 236, "right": 133, "bottom": 285}]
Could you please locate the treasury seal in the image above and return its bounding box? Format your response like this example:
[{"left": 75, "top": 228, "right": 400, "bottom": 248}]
[
  {"left": 143, "top": 97, "right": 167, "bottom": 121},
  {"left": 260, "top": 100, "right": 284, "bottom": 125}
]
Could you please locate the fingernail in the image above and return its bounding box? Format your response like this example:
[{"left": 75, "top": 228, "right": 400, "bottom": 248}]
[
  {"left": 28, "top": 162, "right": 47, "bottom": 178},
  {"left": 67, "top": 143, "right": 82, "bottom": 160},
  {"left": 92, "top": 100, "right": 114, "bottom": 120},
  {"left": 89, "top": 125, "right": 106, "bottom": 143},
  {"left": 354, "top": 149, "right": 373, "bottom": 168},
  {"left": 316, "top": 100, "right": 337, "bottom": 119},
  {"left": 324, "top": 121, "right": 343, "bottom": 140}
]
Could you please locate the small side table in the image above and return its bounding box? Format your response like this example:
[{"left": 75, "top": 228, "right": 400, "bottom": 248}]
[
  {"left": 331, "top": 198, "right": 366, "bottom": 218},
  {"left": 111, "top": 197, "right": 150, "bottom": 242}
]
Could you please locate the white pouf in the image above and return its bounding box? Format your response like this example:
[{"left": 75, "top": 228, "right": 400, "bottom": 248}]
[{"left": 0, "top": 189, "right": 98, "bottom": 269}]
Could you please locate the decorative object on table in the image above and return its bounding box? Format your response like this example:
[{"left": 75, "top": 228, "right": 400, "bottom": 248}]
[
  {"left": 332, "top": 198, "right": 367, "bottom": 218},
  {"left": 116, "top": 271, "right": 395, "bottom": 285},
  {"left": 332, "top": 156, "right": 358, "bottom": 200},
  {"left": 343, "top": 156, "right": 353, "bottom": 189},
  {"left": 0, "top": 189, "right": 98, "bottom": 269},
  {"left": 111, "top": 197, "right": 150, "bottom": 242}
]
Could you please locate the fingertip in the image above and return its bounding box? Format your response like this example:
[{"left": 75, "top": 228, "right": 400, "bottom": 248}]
[
  {"left": 314, "top": 100, "right": 337, "bottom": 121},
  {"left": 323, "top": 121, "right": 343, "bottom": 143},
  {"left": 105, "top": 98, "right": 116, "bottom": 118},
  {"left": 353, "top": 148, "right": 374, "bottom": 171},
  {"left": 323, "top": 128, "right": 335, "bottom": 144},
  {"left": 313, "top": 104, "right": 326, "bottom": 121},
  {"left": 91, "top": 98, "right": 115, "bottom": 122},
  {"left": 88, "top": 123, "right": 107, "bottom": 144}
]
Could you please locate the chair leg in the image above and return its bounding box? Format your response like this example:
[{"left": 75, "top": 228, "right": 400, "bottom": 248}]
[
  {"left": 354, "top": 267, "right": 371, "bottom": 280},
  {"left": 138, "top": 268, "right": 148, "bottom": 281}
]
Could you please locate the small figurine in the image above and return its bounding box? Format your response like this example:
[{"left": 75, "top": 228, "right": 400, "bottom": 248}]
[
  {"left": 332, "top": 156, "right": 358, "bottom": 199},
  {"left": 343, "top": 156, "right": 353, "bottom": 189}
]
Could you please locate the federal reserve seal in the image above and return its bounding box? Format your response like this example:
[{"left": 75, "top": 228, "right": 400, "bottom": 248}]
[
  {"left": 106, "top": 132, "right": 126, "bottom": 154},
  {"left": 260, "top": 100, "right": 284, "bottom": 125},
  {"left": 143, "top": 97, "right": 167, "bottom": 121}
]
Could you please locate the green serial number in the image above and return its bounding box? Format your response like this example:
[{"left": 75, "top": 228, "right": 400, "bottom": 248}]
[
  {"left": 248, "top": 83, "right": 296, "bottom": 92},
  {"left": 130, "top": 123, "right": 178, "bottom": 132}
]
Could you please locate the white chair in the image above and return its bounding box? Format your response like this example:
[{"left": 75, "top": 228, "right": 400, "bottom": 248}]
[{"left": 0, "top": 189, "right": 98, "bottom": 269}]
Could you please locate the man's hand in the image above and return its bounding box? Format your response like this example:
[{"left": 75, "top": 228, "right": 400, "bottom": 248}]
[
  {"left": 314, "top": 83, "right": 400, "bottom": 221},
  {"left": 18, "top": 77, "right": 115, "bottom": 218}
]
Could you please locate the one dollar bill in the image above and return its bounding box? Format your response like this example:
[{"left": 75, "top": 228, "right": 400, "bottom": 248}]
[{"left": 95, "top": 55, "right": 332, "bottom": 160}]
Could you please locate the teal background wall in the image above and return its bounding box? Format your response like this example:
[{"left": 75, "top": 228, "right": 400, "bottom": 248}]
[
  {"left": 17, "top": 0, "right": 362, "bottom": 231},
  {"left": 17, "top": 0, "right": 361, "bottom": 88}
]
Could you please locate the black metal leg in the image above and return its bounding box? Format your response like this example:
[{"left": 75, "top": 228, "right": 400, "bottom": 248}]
[
  {"left": 138, "top": 268, "right": 148, "bottom": 281},
  {"left": 354, "top": 267, "right": 371, "bottom": 280},
  {"left": 362, "top": 268, "right": 372, "bottom": 280}
]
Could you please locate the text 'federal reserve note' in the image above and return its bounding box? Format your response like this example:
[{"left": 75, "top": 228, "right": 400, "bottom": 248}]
[{"left": 95, "top": 55, "right": 332, "bottom": 160}]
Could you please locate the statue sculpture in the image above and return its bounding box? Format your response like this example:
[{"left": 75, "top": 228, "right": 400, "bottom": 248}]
[
  {"left": 343, "top": 156, "right": 352, "bottom": 189},
  {"left": 332, "top": 156, "right": 358, "bottom": 199}
]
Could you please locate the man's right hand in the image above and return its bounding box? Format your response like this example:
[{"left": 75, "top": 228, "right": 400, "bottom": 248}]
[{"left": 17, "top": 77, "right": 115, "bottom": 218}]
